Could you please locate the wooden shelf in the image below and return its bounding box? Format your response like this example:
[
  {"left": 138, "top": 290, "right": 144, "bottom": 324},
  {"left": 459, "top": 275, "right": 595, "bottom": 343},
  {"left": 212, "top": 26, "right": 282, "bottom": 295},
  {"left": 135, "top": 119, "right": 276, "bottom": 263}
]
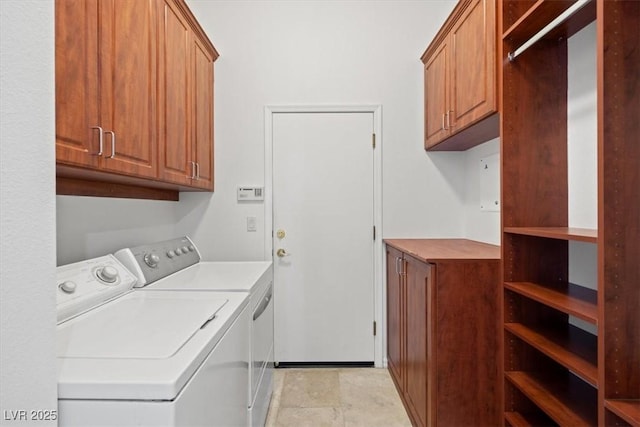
[
  {"left": 506, "top": 371, "right": 597, "bottom": 427},
  {"left": 504, "top": 227, "right": 597, "bottom": 243},
  {"left": 505, "top": 282, "right": 598, "bottom": 324},
  {"left": 505, "top": 412, "right": 529, "bottom": 427},
  {"left": 505, "top": 410, "right": 556, "bottom": 427},
  {"left": 502, "top": 0, "right": 596, "bottom": 45},
  {"left": 505, "top": 323, "right": 597, "bottom": 387},
  {"left": 501, "top": 0, "right": 639, "bottom": 425},
  {"left": 605, "top": 400, "right": 640, "bottom": 427}
]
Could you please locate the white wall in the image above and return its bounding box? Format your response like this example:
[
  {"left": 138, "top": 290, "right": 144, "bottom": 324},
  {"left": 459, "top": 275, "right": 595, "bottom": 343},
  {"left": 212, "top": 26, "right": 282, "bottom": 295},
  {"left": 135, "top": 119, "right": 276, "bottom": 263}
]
[
  {"left": 178, "top": 0, "right": 465, "bottom": 261},
  {"left": 0, "top": 1, "right": 58, "bottom": 424},
  {"left": 463, "top": 138, "right": 500, "bottom": 245},
  {"left": 568, "top": 22, "right": 598, "bottom": 335},
  {"left": 568, "top": 22, "right": 597, "bottom": 231},
  {"left": 0, "top": 0, "right": 597, "bottom": 418},
  {"left": 53, "top": 0, "right": 471, "bottom": 263},
  {"left": 55, "top": 0, "right": 499, "bottom": 263},
  {"left": 56, "top": 196, "right": 179, "bottom": 265}
]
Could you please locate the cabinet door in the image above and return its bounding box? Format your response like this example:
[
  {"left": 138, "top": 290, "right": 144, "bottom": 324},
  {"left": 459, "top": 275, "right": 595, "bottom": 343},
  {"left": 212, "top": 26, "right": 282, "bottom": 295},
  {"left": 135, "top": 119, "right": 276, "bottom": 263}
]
[
  {"left": 450, "top": 0, "right": 496, "bottom": 131},
  {"left": 386, "top": 247, "right": 404, "bottom": 389},
  {"left": 191, "top": 35, "right": 215, "bottom": 190},
  {"left": 98, "top": 0, "right": 157, "bottom": 179},
  {"left": 405, "top": 256, "right": 432, "bottom": 427},
  {"left": 158, "top": 0, "right": 192, "bottom": 186},
  {"left": 55, "top": 0, "right": 100, "bottom": 169},
  {"left": 424, "top": 41, "right": 450, "bottom": 149}
]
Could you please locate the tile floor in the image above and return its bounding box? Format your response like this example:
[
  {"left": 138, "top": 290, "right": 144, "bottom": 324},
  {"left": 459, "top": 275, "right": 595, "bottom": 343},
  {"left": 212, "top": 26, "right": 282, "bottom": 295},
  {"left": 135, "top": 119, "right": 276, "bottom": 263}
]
[{"left": 265, "top": 368, "right": 412, "bottom": 427}]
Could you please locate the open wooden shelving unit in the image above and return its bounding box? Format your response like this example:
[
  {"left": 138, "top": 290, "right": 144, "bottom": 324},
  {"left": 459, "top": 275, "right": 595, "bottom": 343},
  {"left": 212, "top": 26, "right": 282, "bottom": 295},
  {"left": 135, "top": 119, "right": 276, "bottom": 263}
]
[{"left": 500, "top": 0, "right": 639, "bottom": 426}]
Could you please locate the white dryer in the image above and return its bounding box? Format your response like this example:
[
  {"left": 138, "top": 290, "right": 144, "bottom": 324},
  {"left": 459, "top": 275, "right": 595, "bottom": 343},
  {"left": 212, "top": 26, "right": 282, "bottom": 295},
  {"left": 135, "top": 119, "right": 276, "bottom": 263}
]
[
  {"left": 56, "top": 255, "right": 250, "bottom": 426},
  {"left": 115, "top": 237, "right": 274, "bottom": 427}
]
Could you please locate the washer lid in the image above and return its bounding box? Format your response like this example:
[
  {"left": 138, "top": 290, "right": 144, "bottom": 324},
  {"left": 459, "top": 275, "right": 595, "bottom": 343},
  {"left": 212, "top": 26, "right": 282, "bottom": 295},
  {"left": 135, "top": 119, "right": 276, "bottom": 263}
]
[
  {"left": 57, "top": 291, "right": 250, "bottom": 401},
  {"left": 58, "top": 292, "right": 227, "bottom": 359}
]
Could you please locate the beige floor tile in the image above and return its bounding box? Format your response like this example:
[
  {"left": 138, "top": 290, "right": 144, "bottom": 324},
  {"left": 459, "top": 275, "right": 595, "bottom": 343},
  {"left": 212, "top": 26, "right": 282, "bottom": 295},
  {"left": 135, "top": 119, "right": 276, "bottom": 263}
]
[
  {"left": 266, "top": 368, "right": 411, "bottom": 427},
  {"left": 338, "top": 368, "right": 405, "bottom": 408},
  {"left": 338, "top": 368, "right": 411, "bottom": 427},
  {"left": 265, "top": 369, "right": 286, "bottom": 427},
  {"left": 275, "top": 407, "right": 344, "bottom": 427},
  {"left": 279, "top": 369, "right": 341, "bottom": 408},
  {"left": 342, "top": 405, "right": 412, "bottom": 427}
]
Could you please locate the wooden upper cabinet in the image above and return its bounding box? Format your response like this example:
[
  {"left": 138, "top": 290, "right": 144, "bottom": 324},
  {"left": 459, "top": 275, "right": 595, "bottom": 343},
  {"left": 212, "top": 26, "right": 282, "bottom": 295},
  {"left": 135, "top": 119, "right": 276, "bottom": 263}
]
[
  {"left": 421, "top": 0, "right": 498, "bottom": 151},
  {"left": 98, "top": 0, "right": 157, "bottom": 179},
  {"left": 55, "top": 0, "right": 100, "bottom": 169},
  {"left": 191, "top": 34, "right": 216, "bottom": 190},
  {"left": 55, "top": 0, "right": 217, "bottom": 199},
  {"left": 56, "top": 0, "right": 157, "bottom": 179},
  {"left": 450, "top": 0, "right": 496, "bottom": 133},
  {"left": 158, "top": 0, "right": 217, "bottom": 190},
  {"left": 158, "top": 0, "right": 193, "bottom": 186},
  {"left": 424, "top": 42, "right": 449, "bottom": 148}
]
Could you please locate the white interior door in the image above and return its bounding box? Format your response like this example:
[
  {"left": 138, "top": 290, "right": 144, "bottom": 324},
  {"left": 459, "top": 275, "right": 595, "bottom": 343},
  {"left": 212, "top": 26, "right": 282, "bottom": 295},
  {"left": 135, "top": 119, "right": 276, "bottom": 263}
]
[{"left": 273, "top": 112, "right": 375, "bottom": 363}]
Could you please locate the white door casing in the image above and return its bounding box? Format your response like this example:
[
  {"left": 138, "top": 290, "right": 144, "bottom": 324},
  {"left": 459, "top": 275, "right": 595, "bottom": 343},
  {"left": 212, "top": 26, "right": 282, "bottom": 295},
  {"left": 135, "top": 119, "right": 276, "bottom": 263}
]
[{"left": 265, "top": 106, "right": 383, "bottom": 365}]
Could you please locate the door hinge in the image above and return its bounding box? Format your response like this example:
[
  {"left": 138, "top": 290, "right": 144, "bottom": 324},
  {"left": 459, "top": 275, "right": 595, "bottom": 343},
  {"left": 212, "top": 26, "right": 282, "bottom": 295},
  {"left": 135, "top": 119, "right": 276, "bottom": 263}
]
[
  {"left": 373, "top": 226, "right": 376, "bottom": 241},
  {"left": 372, "top": 133, "right": 376, "bottom": 149},
  {"left": 373, "top": 321, "right": 377, "bottom": 336}
]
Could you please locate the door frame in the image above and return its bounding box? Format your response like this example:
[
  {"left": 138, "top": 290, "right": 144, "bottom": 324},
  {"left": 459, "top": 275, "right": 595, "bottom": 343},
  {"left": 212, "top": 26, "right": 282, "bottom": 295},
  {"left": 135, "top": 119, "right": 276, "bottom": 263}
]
[{"left": 264, "top": 105, "right": 383, "bottom": 367}]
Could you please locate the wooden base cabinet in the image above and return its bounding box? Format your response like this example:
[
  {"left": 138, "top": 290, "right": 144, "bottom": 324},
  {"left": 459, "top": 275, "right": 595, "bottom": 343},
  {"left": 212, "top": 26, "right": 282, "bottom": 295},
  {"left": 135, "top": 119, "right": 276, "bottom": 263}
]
[{"left": 386, "top": 239, "right": 501, "bottom": 427}]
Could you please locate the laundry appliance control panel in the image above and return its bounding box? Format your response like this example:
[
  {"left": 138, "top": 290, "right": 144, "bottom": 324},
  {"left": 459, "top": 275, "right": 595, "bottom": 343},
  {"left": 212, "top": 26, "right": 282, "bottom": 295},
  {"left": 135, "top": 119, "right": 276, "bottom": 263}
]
[
  {"left": 114, "top": 236, "right": 201, "bottom": 287},
  {"left": 56, "top": 255, "right": 137, "bottom": 323}
]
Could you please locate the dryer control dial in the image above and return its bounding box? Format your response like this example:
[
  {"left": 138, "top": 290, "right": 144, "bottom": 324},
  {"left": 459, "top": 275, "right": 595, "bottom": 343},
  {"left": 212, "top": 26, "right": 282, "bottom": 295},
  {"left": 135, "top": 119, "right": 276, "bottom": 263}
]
[
  {"left": 144, "top": 253, "right": 160, "bottom": 268},
  {"left": 59, "top": 280, "right": 77, "bottom": 294},
  {"left": 96, "top": 266, "right": 119, "bottom": 283}
]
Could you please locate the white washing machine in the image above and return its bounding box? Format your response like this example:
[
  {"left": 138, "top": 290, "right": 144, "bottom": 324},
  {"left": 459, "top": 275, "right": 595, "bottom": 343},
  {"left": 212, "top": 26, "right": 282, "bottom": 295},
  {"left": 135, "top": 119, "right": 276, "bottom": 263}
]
[
  {"left": 115, "top": 237, "right": 274, "bottom": 427},
  {"left": 56, "top": 254, "right": 251, "bottom": 426}
]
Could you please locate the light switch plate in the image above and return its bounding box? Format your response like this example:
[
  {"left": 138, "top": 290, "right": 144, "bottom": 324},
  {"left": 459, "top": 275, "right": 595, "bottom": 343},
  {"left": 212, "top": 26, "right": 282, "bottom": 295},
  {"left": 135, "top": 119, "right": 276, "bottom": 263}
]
[{"left": 247, "top": 216, "right": 257, "bottom": 232}]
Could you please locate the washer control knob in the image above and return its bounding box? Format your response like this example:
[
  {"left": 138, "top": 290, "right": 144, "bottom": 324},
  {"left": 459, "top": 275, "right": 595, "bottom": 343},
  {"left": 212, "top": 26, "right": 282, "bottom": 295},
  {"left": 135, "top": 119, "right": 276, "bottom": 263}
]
[
  {"left": 181, "top": 246, "right": 189, "bottom": 253},
  {"left": 167, "top": 250, "right": 176, "bottom": 258},
  {"left": 188, "top": 245, "right": 195, "bottom": 252},
  {"left": 144, "top": 253, "right": 160, "bottom": 268},
  {"left": 59, "top": 281, "right": 77, "bottom": 294},
  {"left": 97, "top": 266, "right": 119, "bottom": 283},
  {"left": 175, "top": 248, "right": 183, "bottom": 255}
]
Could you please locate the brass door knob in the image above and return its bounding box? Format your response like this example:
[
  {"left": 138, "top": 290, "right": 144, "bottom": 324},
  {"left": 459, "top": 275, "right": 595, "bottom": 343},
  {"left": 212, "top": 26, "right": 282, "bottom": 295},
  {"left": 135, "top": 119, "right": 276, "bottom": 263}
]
[{"left": 276, "top": 248, "right": 289, "bottom": 258}]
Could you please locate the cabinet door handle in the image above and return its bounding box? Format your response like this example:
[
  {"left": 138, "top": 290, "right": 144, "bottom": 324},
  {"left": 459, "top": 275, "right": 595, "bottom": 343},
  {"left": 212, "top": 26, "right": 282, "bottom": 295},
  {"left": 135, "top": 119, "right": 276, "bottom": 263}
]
[
  {"left": 395, "top": 257, "right": 400, "bottom": 275},
  {"left": 195, "top": 162, "right": 200, "bottom": 179},
  {"left": 90, "top": 126, "right": 104, "bottom": 156},
  {"left": 105, "top": 130, "right": 116, "bottom": 159},
  {"left": 447, "top": 110, "right": 454, "bottom": 129},
  {"left": 189, "top": 161, "right": 197, "bottom": 179}
]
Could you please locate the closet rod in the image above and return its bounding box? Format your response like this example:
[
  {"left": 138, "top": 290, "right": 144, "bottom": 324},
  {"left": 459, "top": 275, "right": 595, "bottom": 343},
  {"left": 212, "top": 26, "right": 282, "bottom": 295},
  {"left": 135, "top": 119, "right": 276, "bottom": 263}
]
[{"left": 508, "top": 0, "right": 591, "bottom": 61}]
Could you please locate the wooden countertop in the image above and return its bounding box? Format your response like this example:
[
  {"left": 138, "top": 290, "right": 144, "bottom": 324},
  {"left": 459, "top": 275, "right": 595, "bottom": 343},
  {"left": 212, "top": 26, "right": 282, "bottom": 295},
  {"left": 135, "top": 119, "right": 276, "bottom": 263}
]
[{"left": 384, "top": 239, "right": 500, "bottom": 263}]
